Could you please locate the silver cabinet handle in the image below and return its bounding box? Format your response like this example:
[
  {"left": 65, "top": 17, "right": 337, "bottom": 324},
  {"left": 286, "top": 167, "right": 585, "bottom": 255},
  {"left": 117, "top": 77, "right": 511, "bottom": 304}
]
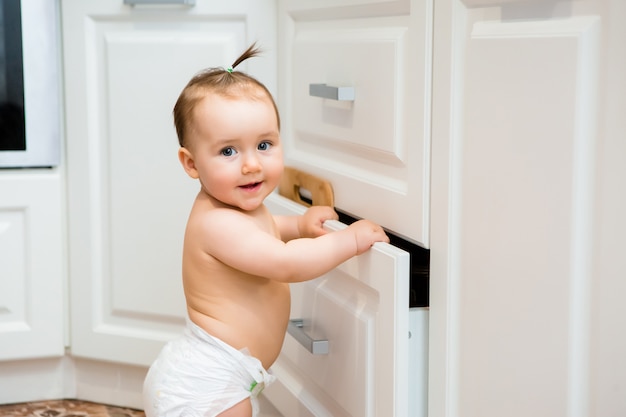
[
  {"left": 124, "top": 0, "right": 196, "bottom": 5},
  {"left": 288, "top": 319, "right": 329, "bottom": 355},
  {"left": 309, "top": 83, "right": 355, "bottom": 101}
]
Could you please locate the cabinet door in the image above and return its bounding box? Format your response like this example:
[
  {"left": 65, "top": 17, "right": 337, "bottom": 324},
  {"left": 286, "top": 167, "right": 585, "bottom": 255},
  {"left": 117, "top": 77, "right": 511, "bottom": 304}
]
[
  {"left": 264, "top": 194, "right": 411, "bottom": 417},
  {"left": 0, "top": 173, "right": 64, "bottom": 360},
  {"left": 61, "top": 0, "right": 277, "bottom": 366},
  {"left": 277, "top": 0, "right": 432, "bottom": 246},
  {"left": 430, "top": 0, "right": 626, "bottom": 416}
]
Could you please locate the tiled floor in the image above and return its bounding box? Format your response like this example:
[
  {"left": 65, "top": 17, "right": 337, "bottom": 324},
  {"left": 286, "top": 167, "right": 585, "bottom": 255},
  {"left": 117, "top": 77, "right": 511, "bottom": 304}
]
[
  {"left": 0, "top": 398, "right": 282, "bottom": 417},
  {"left": 0, "top": 398, "right": 281, "bottom": 417},
  {"left": 0, "top": 400, "right": 145, "bottom": 417}
]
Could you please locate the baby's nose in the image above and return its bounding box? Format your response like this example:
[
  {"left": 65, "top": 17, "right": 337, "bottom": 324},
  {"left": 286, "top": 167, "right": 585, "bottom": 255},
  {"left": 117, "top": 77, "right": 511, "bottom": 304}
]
[{"left": 242, "top": 153, "right": 261, "bottom": 173}]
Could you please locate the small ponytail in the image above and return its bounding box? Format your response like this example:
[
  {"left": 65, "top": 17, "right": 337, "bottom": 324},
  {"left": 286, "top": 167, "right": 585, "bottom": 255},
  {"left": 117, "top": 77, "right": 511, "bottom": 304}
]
[{"left": 230, "top": 42, "right": 263, "bottom": 71}]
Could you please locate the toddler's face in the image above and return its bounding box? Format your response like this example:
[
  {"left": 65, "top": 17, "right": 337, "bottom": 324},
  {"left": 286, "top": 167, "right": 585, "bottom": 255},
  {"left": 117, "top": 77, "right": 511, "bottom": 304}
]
[{"left": 183, "top": 92, "right": 283, "bottom": 211}]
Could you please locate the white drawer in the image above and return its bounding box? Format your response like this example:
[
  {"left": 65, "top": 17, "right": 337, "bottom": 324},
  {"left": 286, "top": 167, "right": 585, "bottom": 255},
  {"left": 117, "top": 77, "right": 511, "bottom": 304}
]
[
  {"left": 265, "top": 194, "right": 410, "bottom": 417},
  {"left": 278, "top": 4, "right": 432, "bottom": 246}
]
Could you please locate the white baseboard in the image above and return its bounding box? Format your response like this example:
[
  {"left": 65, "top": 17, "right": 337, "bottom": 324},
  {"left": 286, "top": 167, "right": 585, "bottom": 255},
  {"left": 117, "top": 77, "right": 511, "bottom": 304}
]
[
  {"left": 0, "top": 354, "right": 148, "bottom": 410},
  {"left": 0, "top": 356, "right": 73, "bottom": 404},
  {"left": 73, "top": 357, "right": 147, "bottom": 409}
]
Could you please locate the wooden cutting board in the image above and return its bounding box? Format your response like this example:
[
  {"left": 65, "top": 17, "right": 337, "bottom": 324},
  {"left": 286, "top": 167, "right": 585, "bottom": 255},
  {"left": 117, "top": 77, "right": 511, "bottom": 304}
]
[{"left": 278, "top": 166, "right": 334, "bottom": 207}]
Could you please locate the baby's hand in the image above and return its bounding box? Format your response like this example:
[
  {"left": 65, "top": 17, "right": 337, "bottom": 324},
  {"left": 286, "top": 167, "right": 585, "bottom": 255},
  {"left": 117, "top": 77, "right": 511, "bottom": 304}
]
[
  {"left": 298, "top": 206, "right": 339, "bottom": 238},
  {"left": 348, "top": 219, "right": 390, "bottom": 255}
]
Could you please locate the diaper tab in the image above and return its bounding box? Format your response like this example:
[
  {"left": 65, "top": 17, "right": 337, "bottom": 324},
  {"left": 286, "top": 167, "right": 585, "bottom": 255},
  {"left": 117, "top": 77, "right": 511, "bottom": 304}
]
[
  {"left": 247, "top": 368, "right": 275, "bottom": 398},
  {"left": 249, "top": 380, "right": 265, "bottom": 397}
]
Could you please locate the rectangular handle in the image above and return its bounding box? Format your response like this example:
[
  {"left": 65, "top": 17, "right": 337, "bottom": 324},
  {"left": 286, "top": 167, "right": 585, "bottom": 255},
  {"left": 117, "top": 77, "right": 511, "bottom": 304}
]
[
  {"left": 288, "top": 319, "right": 329, "bottom": 355},
  {"left": 309, "top": 83, "right": 355, "bottom": 101},
  {"left": 124, "top": 0, "right": 196, "bottom": 5}
]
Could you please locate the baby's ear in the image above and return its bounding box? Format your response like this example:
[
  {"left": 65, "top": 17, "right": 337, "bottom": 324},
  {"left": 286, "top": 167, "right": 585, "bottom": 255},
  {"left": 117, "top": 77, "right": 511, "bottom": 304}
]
[{"left": 178, "top": 147, "right": 199, "bottom": 179}]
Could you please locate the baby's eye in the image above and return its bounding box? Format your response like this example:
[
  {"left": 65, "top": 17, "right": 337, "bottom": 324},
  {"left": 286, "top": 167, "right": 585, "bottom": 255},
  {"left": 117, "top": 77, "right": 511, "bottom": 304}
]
[
  {"left": 221, "top": 147, "right": 236, "bottom": 157},
  {"left": 258, "top": 141, "right": 272, "bottom": 151}
]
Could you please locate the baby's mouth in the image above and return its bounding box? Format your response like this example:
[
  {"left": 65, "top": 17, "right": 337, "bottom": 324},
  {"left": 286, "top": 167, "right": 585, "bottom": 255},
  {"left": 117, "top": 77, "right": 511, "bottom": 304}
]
[{"left": 240, "top": 181, "right": 262, "bottom": 190}]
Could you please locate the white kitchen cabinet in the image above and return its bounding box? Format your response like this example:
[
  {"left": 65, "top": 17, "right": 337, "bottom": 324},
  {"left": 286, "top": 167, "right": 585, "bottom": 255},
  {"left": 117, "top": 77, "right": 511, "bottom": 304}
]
[
  {"left": 0, "top": 172, "right": 64, "bottom": 361},
  {"left": 277, "top": 0, "right": 433, "bottom": 247},
  {"left": 274, "top": 1, "right": 431, "bottom": 415},
  {"left": 61, "top": 0, "right": 277, "bottom": 366},
  {"left": 430, "top": 0, "right": 626, "bottom": 415}
]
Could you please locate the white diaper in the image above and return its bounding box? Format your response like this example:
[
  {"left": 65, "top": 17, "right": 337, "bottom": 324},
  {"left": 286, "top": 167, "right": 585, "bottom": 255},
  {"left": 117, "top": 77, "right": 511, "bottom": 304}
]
[{"left": 143, "top": 319, "right": 275, "bottom": 417}]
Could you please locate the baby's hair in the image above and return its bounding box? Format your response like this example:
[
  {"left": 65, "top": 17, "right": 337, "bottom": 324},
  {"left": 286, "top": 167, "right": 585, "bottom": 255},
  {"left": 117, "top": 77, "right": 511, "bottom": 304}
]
[
  {"left": 173, "top": 43, "right": 280, "bottom": 148},
  {"left": 230, "top": 43, "right": 262, "bottom": 70}
]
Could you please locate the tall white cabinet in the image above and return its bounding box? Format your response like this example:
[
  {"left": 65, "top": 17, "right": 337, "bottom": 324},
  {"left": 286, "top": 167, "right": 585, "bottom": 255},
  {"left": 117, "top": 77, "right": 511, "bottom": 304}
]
[
  {"left": 429, "top": 0, "right": 626, "bottom": 416},
  {"left": 61, "top": 0, "right": 277, "bottom": 367}
]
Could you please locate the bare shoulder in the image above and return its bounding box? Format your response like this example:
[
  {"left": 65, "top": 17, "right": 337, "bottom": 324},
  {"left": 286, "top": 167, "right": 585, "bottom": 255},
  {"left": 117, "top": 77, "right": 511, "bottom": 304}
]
[
  {"left": 188, "top": 206, "right": 255, "bottom": 236},
  {"left": 187, "top": 204, "right": 277, "bottom": 246},
  {"left": 198, "top": 206, "right": 253, "bottom": 224}
]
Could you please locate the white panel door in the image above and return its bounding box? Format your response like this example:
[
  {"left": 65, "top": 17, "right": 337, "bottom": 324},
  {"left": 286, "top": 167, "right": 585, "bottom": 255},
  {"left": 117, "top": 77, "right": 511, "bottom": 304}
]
[
  {"left": 0, "top": 173, "right": 64, "bottom": 360},
  {"left": 61, "top": 0, "right": 277, "bottom": 366},
  {"left": 277, "top": 0, "right": 432, "bottom": 246},
  {"left": 430, "top": 0, "right": 626, "bottom": 416},
  {"left": 264, "top": 194, "right": 411, "bottom": 417}
]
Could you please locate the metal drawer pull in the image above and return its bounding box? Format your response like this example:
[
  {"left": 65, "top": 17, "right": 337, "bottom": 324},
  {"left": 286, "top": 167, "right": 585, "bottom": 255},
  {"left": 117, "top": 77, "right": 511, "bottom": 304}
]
[
  {"left": 288, "top": 319, "right": 329, "bottom": 355},
  {"left": 124, "top": 0, "right": 196, "bottom": 6},
  {"left": 309, "top": 83, "right": 355, "bottom": 101}
]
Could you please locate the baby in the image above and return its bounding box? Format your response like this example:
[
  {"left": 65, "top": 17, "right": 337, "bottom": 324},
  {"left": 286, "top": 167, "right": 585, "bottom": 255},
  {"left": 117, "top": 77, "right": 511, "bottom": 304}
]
[{"left": 143, "top": 44, "right": 389, "bottom": 417}]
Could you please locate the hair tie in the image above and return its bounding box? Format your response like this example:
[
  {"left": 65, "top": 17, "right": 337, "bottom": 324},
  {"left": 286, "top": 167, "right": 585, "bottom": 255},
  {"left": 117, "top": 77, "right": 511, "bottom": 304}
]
[{"left": 226, "top": 67, "right": 234, "bottom": 73}]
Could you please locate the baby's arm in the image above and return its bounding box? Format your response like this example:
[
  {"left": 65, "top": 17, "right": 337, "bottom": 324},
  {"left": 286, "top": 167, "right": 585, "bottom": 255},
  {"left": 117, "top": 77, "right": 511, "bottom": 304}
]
[
  {"left": 204, "top": 210, "right": 389, "bottom": 283},
  {"left": 274, "top": 205, "right": 338, "bottom": 242}
]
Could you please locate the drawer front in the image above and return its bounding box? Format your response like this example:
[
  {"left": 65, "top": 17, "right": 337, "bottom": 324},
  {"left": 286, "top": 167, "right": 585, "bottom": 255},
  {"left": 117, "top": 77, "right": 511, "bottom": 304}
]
[
  {"left": 279, "top": 1, "right": 432, "bottom": 246},
  {"left": 292, "top": 28, "right": 406, "bottom": 167},
  {"left": 284, "top": 273, "right": 376, "bottom": 416},
  {"left": 265, "top": 194, "right": 410, "bottom": 417}
]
